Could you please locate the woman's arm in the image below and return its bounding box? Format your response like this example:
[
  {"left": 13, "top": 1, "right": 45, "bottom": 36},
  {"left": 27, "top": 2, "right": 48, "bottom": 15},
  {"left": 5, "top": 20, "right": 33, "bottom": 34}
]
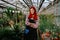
[
  {"left": 25, "top": 14, "right": 31, "bottom": 25},
  {"left": 31, "top": 17, "right": 39, "bottom": 28},
  {"left": 25, "top": 18, "right": 30, "bottom": 25}
]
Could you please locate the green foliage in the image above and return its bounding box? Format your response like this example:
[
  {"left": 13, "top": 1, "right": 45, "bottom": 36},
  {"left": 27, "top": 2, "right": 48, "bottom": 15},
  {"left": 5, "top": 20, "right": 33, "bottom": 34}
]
[
  {"left": 0, "top": 7, "right": 25, "bottom": 40},
  {"left": 39, "top": 14, "right": 60, "bottom": 38},
  {"left": 4, "top": 7, "right": 14, "bottom": 19},
  {"left": 39, "top": 14, "right": 54, "bottom": 32},
  {"left": 0, "top": 24, "right": 23, "bottom": 40},
  {"left": 0, "top": 18, "right": 4, "bottom": 25}
]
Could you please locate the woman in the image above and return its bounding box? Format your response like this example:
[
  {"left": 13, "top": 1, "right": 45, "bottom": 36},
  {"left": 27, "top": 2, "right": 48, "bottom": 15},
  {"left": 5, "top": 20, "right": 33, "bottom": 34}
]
[{"left": 24, "top": 6, "right": 39, "bottom": 40}]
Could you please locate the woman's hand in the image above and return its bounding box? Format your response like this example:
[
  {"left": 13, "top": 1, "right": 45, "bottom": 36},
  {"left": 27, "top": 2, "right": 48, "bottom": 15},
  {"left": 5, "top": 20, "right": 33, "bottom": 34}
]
[
  {"left": 30, "top": 23, "right": 34, "bottom": 27},
  {"left": 27, "top": 22, "right": 34, "bottom": 27}
]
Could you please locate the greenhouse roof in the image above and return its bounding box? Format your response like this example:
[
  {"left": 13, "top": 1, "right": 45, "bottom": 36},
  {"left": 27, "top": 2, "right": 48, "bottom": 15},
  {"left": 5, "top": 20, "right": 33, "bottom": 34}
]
[{"left": 0, "top": 0, "right": 59, "bottom": 14}]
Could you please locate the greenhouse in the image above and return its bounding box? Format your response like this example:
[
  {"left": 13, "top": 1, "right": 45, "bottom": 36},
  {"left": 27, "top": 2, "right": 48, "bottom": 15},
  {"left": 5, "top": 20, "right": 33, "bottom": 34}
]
[{"left": 0, "top": 0, "right": 60, "bottom": 40}]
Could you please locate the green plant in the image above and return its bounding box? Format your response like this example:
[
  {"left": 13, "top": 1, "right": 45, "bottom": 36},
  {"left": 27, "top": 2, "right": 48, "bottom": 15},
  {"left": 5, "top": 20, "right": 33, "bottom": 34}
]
[
  {"left": 0, "top": 24, "right": 23, "bottom": 40},
  {"left": 39, "top": 14, "right": 60, "bottom": 38}
]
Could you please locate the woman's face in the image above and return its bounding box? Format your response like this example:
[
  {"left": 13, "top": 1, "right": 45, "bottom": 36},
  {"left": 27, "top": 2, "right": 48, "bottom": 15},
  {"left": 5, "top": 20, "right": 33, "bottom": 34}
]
[{"left": 30, "top": 8, "right": 34, "bottom": 14}]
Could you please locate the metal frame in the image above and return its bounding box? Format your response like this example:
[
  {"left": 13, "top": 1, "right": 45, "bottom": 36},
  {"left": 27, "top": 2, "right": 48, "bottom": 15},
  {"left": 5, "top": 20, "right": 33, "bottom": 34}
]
[
  {"left": 38, "top": 0, "right": 45, "bottom": 11},
  {"left": 23, "top": 0, "right": 33, "bottom": 8}
]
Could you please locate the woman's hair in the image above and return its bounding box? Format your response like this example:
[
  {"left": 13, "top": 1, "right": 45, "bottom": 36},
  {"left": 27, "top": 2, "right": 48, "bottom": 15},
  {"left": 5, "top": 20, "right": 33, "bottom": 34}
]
[{"left": 28, "top": 6, "right": 38, "bottom": 20}]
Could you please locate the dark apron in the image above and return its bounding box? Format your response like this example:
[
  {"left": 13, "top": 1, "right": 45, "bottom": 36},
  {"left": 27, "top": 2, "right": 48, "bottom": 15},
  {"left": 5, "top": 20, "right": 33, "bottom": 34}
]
[
  {"left": 24, "top": 26, "right": 37, "bottom": 40},
  {"left": 24, "top": 19, "right": 37, "bottom": 40}
]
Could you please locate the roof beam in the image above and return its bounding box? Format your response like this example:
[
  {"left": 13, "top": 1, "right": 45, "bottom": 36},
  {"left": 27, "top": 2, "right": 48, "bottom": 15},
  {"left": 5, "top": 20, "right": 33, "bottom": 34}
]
[
  {"left": 0, "top": 6, "right": 6, "bottom": 8},
  {"left": 1, "top": 0, "right": 19, "bottom": 8},
  {"left": 1, "top": 0, "right": 25, "bottom": 12},
  {"left": 38, "top": 0, "right": 45, "bottom": 11},
  {"left": 23, "top": 0, "right": 33, "bottom": 8},
  {"left": 18, "top": 0, "right": 27, "bottom": 8}
]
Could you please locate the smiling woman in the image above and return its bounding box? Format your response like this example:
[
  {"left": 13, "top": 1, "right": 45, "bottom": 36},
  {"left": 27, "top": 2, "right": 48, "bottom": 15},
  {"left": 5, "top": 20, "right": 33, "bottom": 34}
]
[{"left": 24, "top": 6, "right": 39, "bottom": 40}]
